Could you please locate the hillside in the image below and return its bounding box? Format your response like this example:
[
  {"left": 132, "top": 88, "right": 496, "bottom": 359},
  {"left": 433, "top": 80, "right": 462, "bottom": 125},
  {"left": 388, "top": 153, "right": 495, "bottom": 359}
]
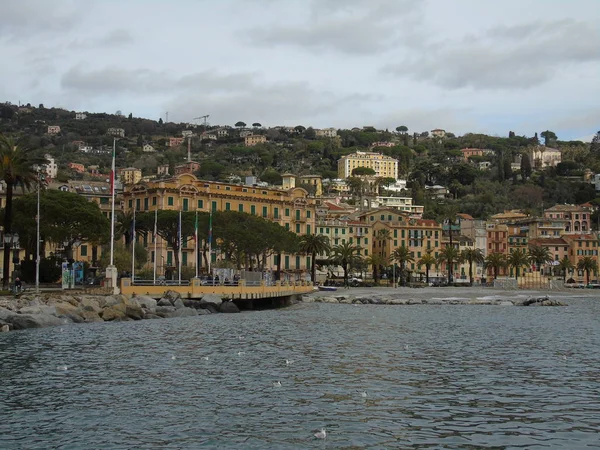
[{"left": 1, "top": 101, "right": 599, "bottom": 222}]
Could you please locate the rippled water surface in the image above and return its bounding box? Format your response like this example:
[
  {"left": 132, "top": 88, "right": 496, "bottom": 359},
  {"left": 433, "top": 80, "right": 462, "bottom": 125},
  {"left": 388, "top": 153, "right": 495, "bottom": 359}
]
[{"left": 2, "top": 297, "right": 600, "bottom": 449}]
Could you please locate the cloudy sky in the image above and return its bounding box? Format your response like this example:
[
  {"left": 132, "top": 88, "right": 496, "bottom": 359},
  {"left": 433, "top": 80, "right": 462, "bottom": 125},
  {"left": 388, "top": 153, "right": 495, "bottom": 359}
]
[{"left": 1, "top": 0, "right": 599, "bottom": 140}]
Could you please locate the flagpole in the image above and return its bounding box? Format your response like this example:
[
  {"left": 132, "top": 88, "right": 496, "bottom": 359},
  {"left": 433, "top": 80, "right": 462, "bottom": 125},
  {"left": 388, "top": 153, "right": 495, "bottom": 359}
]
[
  {"left": 109, "top": 138, "right": 116, "bottom": 266},
  {"left": 178, "top": 209, "right": 182, "bottom": 285},
  {"left": 131, "top": 206, "right": 136, "bottom": 282},
  {"left": 153, "top": 209, "right": 157, "bottom": 285},
  {"left": 208, "top": 204, "right": 213, "bottom": 276},
  {"left": 195, "top": 210, "right": 199, "bottom": 279}
]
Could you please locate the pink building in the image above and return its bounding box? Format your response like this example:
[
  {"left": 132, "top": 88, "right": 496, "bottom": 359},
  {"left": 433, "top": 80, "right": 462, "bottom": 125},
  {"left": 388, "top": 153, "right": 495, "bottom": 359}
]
[{"left": 168, "top": 137, "right": 185, "bottom": 147}]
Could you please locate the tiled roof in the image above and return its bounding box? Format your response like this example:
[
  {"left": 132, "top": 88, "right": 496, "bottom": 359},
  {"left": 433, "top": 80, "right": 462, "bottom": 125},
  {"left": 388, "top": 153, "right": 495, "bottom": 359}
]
[{"left": 529, "top": 238, "right": 568, "bottom": 246}]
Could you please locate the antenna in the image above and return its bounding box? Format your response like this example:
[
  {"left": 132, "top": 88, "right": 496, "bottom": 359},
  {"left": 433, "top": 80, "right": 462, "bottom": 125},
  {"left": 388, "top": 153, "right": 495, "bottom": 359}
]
[{"left": 166, "top": 111, "right": 169, "bottom": 123}]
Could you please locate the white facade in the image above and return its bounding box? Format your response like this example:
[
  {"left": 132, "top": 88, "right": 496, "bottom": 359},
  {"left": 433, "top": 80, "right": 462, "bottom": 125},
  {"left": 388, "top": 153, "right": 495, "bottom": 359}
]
[
  {"left": 371, "top": 196, "right": 424, "bottom": 218},
  {"left": 216, "top": 128, "right": 229, "bottom": 137},
  {"left": 181, "top": 130, "right": 193, "bottom": 138},
  {"left": 383, "top": 179, "right": 408, "bottom": 193},
  {"left": 107, "top": 128, "right": 125, "bottom": 137},
  {"left": 75, "top": 112, "right": 87, "bottom": 120},
  {"left": 142, "top": 144, "right": 156, "bottom": 153},
  {"left": 315, "top": 128, "right": 338, "bottom": 138},
  {"left": 47, "top": 125, "right": 61, "bottom": 135},
  {"left": 43, "top": 154, "right": 58, "bottom": 179},
  {"left": 532, "top": 146, "right": 561, "bottom": 168},
  {"left": 239, "top": 130, "right": 252, "bottom": 138}
]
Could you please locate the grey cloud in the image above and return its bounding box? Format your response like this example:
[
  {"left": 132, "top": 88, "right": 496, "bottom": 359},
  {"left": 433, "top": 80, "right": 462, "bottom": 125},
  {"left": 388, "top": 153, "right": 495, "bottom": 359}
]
[
  {"left": 383, "top": 19, "right": 600, "bottom": 90},
  {"left": 244, "top": 0, "right": 422, "bottom": 55},
  {"left": 0, "top": 0, "right": 84, "bottom": 38},
  {"left": 374, "top": 107, "right": 480, "bottom": 135},
  {"left": 69, "top": 29, "right": 134, "bottom": 49},
  {"left": 61, "top": 66, "right": 170, "bottom": 94}
]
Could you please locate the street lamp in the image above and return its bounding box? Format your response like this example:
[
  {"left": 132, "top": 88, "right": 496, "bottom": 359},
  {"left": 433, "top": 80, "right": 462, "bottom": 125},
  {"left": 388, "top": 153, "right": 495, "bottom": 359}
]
[{"left": 3, "top": 233, "right": 20, "bottom": 283}]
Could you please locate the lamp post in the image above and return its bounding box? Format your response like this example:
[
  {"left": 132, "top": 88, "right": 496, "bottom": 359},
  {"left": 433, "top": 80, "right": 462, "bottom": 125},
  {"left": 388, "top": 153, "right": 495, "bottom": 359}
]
[
  {"left": 3, "top": 233, "right": 20, "bottom": 284},
  {"left": 36, "top": 169, "right": 41, "bottom": 293}
]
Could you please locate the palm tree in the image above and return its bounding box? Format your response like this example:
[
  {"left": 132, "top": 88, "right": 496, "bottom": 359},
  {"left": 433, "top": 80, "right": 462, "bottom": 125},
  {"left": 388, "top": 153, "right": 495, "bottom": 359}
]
[
  {"left": 392, "top": 246, "right": 414, "bottom": 286},
  {"left": 116, "top": 210, "right": 134, "bottom": 247},
  {"left": 507, "top": 249, "right": 530, "bottom": 283},
  {"left": 558, "top": 256, "right": 574, "bottom": 282},
  {"left": 485, "top": 252, "right": 507, "bottom": 280},
  {"left": 437, "top": 246, "right": 461, "bottom": 285},
  {"left": 298, "top": 234, "right": 330, "bottom": 284},
  {"left": 0, "top": 135, "right": 47, "bottom": 288},
  {"left": 528, "top": 245, "right": 552, "bottom": 273},
  {"left": 375, "top": 228, "right": 392, "bottom": 259},
  {"left": 332, "top": 242, "right": 362, "bottom": 286},
  {"left": 366, "top": 253, "right": 388, "bottom": 283},
  {"left": 417, "top": 251, "right": 437, "bottom": 284},
  {"left": 460, "top": 248, "right": 485, "bottom": 286},
  {"left": 443, "top": 205, "right": 459, "bottom": 282},
  {"left": 577, "top": 256, "right": 598, "bottom": 285},
  {"left": 346, "top": 177, "right": 368, "bottom": 210}
]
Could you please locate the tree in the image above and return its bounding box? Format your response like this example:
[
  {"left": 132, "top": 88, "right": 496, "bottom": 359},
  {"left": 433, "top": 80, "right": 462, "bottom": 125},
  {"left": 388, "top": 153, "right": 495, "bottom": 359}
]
[
  {"left": 235, "top": 121, "right": 246, "bottom": 128},
  {"left": 304, "top": 127, "right": 316, "bottom": 139},
  {"left": 507, "top": 248, "right": 530, "bottom": 283},
  {"left": 437, "top": 246, "right": 461, "bottom": 284},
  {"left": 351, "top": 167, "right": 376, "bottom": 177},
  {"left": 116, "top": 210, "right": 135, "bottom": 247},
  {"left": 460, "top": 248, "right": 485, "bottom": 286},
  {"left": 332, "top": 242, "right": 362, "bottom": 286},
  {"left": 528, "top": 245, "right": 552, "bottom": 272},
  {"left": 558, "top": 256, "right": 574, "bottom": 282},
  {"left": 520, "top": 153, "right": 532, "bottom": 180},
  {"left": 252, "top": 122, "right": 262, "bottom": 128},
  {"left": 392, "top": 246, "right": 414, "bottom": 286},
  {"left": 99, "top": 242, "right": 148, "bottom": 274},
  {"left": 396, "top": 125, "right": 408, "bottom": 134},
  {"left": 577, "top": 256, "right": 598, "bottom": 285},
  {"left": 366, "top": 253, "right": 388, "bottom": 283},
  {"left": 417, "top": 251, "right": 437, "bottom": 284},
  {"left": 485, "top": 252, "right": 506, "bottom": 280},
  {"left": 0, "top": 135, "right": 47, "bottom": 288},
  {"left": 540, "top": 130, "right": 557, "bottom": 147},
  {"left": 299, "top": 234, "right": 330, "bottom": 283},
  {"left": 294, "top": 125, "right": 306, "bottom": 134}
]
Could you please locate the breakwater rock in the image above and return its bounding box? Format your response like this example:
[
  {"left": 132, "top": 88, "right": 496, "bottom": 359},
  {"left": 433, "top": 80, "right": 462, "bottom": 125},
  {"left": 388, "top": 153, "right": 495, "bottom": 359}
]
[
  {"left": 0, "top": 290, "right": 238, "bottom": 332},
  {"left": 302, "top": 294, "right": 566, "bottom": 307}
]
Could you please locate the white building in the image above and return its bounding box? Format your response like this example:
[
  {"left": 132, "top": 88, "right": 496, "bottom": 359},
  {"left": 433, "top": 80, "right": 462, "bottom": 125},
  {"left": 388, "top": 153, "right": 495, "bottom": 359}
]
[
  {"left": 532, "top": 146, "right": 562, "bottom": 168},
  {"left": 47, "top": 125, "right": 61, "bottom": 135},
  {"left": 216, "top": 128, "right": 229, "bottom": 137},
  {"left": 75, "top": 112, "right": 87, "bottom": 120},
  {"left": 142, "top": 144, "right": 156, "bottom": 153},
  {"left": 371, "top": 196, "right": 424, "bottom": 218},
  {"left": 239, "top": 130, "right": 252, "bottom": 138},
  {"left": 315, "top": 128, "right": 338, "bottom": 138},
  {"left": 431, "top": 129, "right": 446, "bottom": 138},
  {"left": 43, "top": 154, "right": 58, "bottom": 179},
  {"left": 107, "top": 127, "right": 125, "bottom": 137},
  {"left": 181, "top": 130, "right": 193, "bottom": 138},
  {"left": 382, "top": 179, "right": 407, "bottom": 193}
]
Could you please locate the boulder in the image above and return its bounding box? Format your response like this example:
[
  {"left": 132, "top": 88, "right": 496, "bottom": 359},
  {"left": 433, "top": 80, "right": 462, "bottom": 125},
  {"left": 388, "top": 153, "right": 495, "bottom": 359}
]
[
  {"left": 157, "top": 297, "right": 173, "bottom": 307},
  {"left": 155, "top": 305, "right": 176, "bottom": 317},
  {"left": 183, "top": 299, "right": 204, "bottom": 309},
  {"left": 79, "top": 298, "right": 101, "bottom": 313},
  {"left": 104, "top": 294, "right": 129, "bottom": 308},
  {"left": 8, "top": 313, "right": 64, "bottom": 330},
  {"left": 339, "top": 297, "right": 353, "bottom": 304},
  {"left": 200, "top": 294, "right": 223, "bottom": 306},
  {"left": 63, "top": 313, "right": 85, "bottom": 323},
  {"left": 1, "top": 324, "right": 10, "bottom": 332},
  {"left": 386, "top": 298, "right": 408, "bottom": 305},
  {"left": 301, "top": 296, "right": 315, "bottom": 303},
  {"left": 199, "top": 303, "right": 219, "bottom": 314},
  {"left": 143, "top": 313, "right": 162, "bottom": 320},
  {"left": 407, "top": 298, "right": 424, "bottom": 305},
  {"left": 219, "top": 301, "right": 240, "bottom": 313},
  {"left": 0, "top": 307, "right": 17, "bottom": 321},
  {"left": 162, "top": 290, "right": 182, "bottom": 303},
  {"left": 166, "top": 307, "right": 199, "bottom": 318},
  {"left": 135, "top": 296, "right": 157, "bottom": 312},
  {"left": 197, "top": 308, "right": 211, "bottom": 315},
  {"left": 77, "top": 310, "right": 103, "bottom": 323},
  {"left": 101, "top": 307, "right": 126, "bottom": 321},
  {"left": 319, "top": 296, "right": 339, "bottom": 303},
  {"left": 173, "top": 298, "right": 186, "bottom": 310},
  {"left": 55, "top": 302, "right": 78, "bottom": 316},
  {"left": 499, "top": 301, "right": 514, "bottom": 306},
  {"left": 125, "top": 304, "right": 144, "bottom": 320}
]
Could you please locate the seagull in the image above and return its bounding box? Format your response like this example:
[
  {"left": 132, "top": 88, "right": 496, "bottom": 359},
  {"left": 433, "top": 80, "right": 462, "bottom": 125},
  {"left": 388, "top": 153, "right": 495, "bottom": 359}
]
[
  {"left": 171, "top": 355, "right": 176, "bottom": 360},
  {"left": 285, "top": 359, "right": 293, "bottom": 365},
  {"left": 59, "top": 328, "right": 64, "bottom": 332},
  {"left": 58, "top": 365, "right": 68, "bottom": 371},
  {"left": 562, "top": 355, "right": 567, "bottom": 360},
  {"left": 202, "top": 356, "right": 209, "bottom": 361},
  {"left": 404, "top": 344, "right": 409, "bottom": 351},
  {"left": 273, "top": 381, "right": 282, "bottom": 387},
  {"left": 360, "top": 391, "right": 367, "bottom": 398},
  {"left": 314, "top": 428, "right": 327, "bottom": 439},
  {"left": 237, "top": 351, "right": 245, "bottom": 356}
]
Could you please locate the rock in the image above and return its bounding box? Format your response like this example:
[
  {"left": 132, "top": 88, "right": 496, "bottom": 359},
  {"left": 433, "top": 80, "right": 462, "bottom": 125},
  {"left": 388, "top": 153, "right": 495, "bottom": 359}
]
[
  {"left": 219, "top": 301, "right": 240, "bottom": 313},
  {"left": 134, "top": 296, "right": 157, "bottom": 312},
  {"left": 162, "top": 290, "right": 181, "bottom": 303},
  {"left": 339, "top": 297, "right": 353, "bottom": 304},
  {"left": 200, "top": 294, "right": 223, "bottom": 306},
  {"left": 125, "top": 304, "right": 144, "bottom": 320},
  {"left": 499, "top": 301, "right": 514, "bottom": 306},
  {"left": 157, "top": 297, "right": 173, "bottom": 307},
  {"left": 1, "top": 324, "right": 10, "bottom": 332},
  {"left": 79, "top": 298, "right": 101, "bottom": 313},
  {"left": 523, "top": 296, "right": 550, "bottom": 306},
  {"left": 386, "top": 298, "right": 408, "bottom": 305},
  {"left": 143, "top": 313, "right": 162, "bottom": 320},
  {"left": 424, "top": 298, "right": 443, "bottom": 305},
  {"left": 8, "top": 313, "right": 64, "bottom": 330},
  {"left": 0, "top": 307, "right": 16, "bottom": 321},
  {"left": 197, "top": 308, "right": 211, "bottom": 315},
  {"left": 55, "top": 302, "right": 78, "bottom": 316},
  {"left": 173, "top": 298, "right": 186, "bottom": 310},
  {"left": 155, "top": 305, "right": 176, "bottom": 317},
  {"left": 166, "top": 307, "right": 199, "bottom": 318},
  {"left": 101, "top": 307, "right": 126, "bottom": 321},
  {"left": 407, "top": 299, "right": 424, "bottom": 305},
  {"left": 319, "top": 296, "right": 339, "bottom": 303},
  {"left": 368, "top": 297, "right": 385, "bottom": 305},
  {"left": 78, "top": 310, "right": 103, "bottom": 323},
  {"left": 301, "top": 295, "right": 315, "bottom": 303},
  {"left": 199, "top": 303, "right": 219, "bottom": 314},
  {"left": 334, "top": 295, "right": 350, "bottom": 301},
  {"left": 63, "top": 313, "right": 85, "bottom": 323},
  {"left": 104, "top": 294, "right": 129, "bottom": 307}
]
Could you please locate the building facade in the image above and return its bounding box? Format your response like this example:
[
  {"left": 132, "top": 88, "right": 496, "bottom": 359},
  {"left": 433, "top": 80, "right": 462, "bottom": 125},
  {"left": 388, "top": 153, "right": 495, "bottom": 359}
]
[
  {"left": 244, "top": 135, "right": 267, "bottom": 146},
  {"left": 337, "top": 151, "right": 398, "bottom": 179},
  {"left": 120, "top": 168, "right": 142, "bottom": 185}
]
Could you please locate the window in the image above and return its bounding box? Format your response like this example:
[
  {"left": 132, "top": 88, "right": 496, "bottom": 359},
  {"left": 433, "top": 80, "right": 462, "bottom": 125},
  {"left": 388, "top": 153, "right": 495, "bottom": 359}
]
[
  {"left": 296, "top": 210, "right": 301, "bottom": 220},
  {"left": 274, "top": 207, "right": 279, "bottom": 219},
  {"left": 262, "top": 206, "right": 268, "bottom": 217},
  {"left": 251, "top": 205, "right": 256, "bottom": 215},
  {"left": 370, "top": 216, "right": 374, "bottom": 221},
  {"left": 381, "top": 214, "right": 385, "bottom": 220},
  {"left": 128, "top": 199, "right": 133, "bottom": 208},
  {"left": 296, "top": 224, "right": 301, "bottom": 233},
  {"left": 307, "top": 225, "right": 311, "bottom": 235},
  {"left": 307, "top": 210, "right": 311, "bottom": 218},
  {"left": 225, "top": 186, "right": 231, "bottom": 191},
  {"left": 136, "top": 199, "right": 141, "bottom": 210},
  {"left": 144, "top": 198, "right": 149, "bottom": 210},
  {"left": 238, "top": 204, "right": 244, "bottom": 213},
  {"left": 167, "top": 251, "right": 173, "bottom": 265},
  {"left": 168, "top": 197, "right": 174, "bottom": 206},
  {"left": 198, "top": 199, "right": 204, "bottom": 209},
  {"left": 151, "top": 251, "right": 155, "bottom": 263},
  {"left": 342, "top": 229, "right": 346, "bottom": 235},
  {"left": 285, "top": 255, "right": 290, "bottom": 270},
  {"left": 182, "top": 252, "right": 188, "bottom": 266},
  {"left": 183, "top": 198, "right": 189, "bottom": 211},
  {"left": 100, "top": 197, "right": 109, "bottom": 205},
  {"left": 394, "top": 230, "right": 397, "bottom": 238},
  {"left": 296, "top": 256, "right": 300, "bottom": 269},
  {"left": 80, "top": 245, "right": 88, "bottom": 257},
  {"left": 285, "top": 223, "right": 290, "bottom": 230},
  {"left": 152, "top": 197, "right": 157, "bottom": 206},
  {"left": 225, "top": 202, "right": 231, "bottom": 211},
  {"left": 211, "top": 201, "right": 217, "bottom": 212}
]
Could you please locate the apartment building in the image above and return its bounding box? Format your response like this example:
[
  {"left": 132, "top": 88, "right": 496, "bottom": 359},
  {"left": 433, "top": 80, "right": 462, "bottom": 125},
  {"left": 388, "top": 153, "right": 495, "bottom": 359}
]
[
  {"left": 337, "top": 151, "right": 398, "bottom": 179},
  {"left": 107, "top": 128, "right": 125, "bottom": 137},
  {"left": 244, "top": 135, "right": 267, "bottom": 146},
  {"left": 47, "top": 125, "right": 61, "bottom": 135},
  {"left": 543, "top": 204, "right": 592, "bottom": 233},
  {"left": 120, "top": 167, "right": 142, "bottom": 185},
  {"left": 75, "top": 112, "right": 87, "bottom": 120},
  {"left": 315, "top": 128, "right": 338, "bottom": 138},
  {"left": 168, "top": 137, "right": 185, "bottom": 147}
]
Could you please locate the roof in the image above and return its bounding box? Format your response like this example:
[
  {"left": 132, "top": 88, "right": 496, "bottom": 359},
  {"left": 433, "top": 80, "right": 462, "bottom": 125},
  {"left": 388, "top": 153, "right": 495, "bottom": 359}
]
[
  {"left": 457, "top": 213, "right": 474, "bottom": 220},
  {"left": 416, "top": 219, "right": 439, "bottom": 227},
  {"left": 544, "top": 204, "right": 589, "bottom": 212},
  {"left": 528, "top": 238, "right": 569, "bottom": 247}
]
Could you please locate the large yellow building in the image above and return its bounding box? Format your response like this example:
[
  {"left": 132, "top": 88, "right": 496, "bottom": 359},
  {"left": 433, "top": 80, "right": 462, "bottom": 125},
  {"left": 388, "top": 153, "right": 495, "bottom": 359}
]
[
  {"left": 123, "top": 174, "right": 316, "bottom": 274},
  {"left": 337, "top": 151, "right": 398, "bottom": 179},
  {"left": 120, "top": 167, "right": 142, "bottom": 185}
]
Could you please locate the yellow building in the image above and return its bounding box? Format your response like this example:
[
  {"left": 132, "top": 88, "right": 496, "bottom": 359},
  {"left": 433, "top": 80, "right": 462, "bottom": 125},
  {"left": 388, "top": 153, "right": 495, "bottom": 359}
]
[
  {"left": 123, "top": 174, "right": 316, "bottom": 274},
  {"left": 120, "top": 167, "right": 142, "bottom": 185},
  {"left": 244, "top": 135, "right": 267, "bottom": 147},
  {"left": 360, "top": 209, "right": 442, "bottom": 275},
  {"left": 299, "top": 175, "right": 323, "bottom": 197},
  {"left": 337, "top": 151, "right": 398, "bottom": 179}
]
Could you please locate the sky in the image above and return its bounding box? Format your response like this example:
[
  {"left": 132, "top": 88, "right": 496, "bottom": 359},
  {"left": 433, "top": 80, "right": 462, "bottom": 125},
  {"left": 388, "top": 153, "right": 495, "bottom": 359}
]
[{"left": 1, "top": 0, "right": 599, "bottom": 140}]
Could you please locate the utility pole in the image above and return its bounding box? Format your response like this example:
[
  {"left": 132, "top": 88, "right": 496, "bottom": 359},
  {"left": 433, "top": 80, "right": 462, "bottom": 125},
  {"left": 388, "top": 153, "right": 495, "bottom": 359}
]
[{"left": 166, "top": 111, "right": 169, "bottom": 123}]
